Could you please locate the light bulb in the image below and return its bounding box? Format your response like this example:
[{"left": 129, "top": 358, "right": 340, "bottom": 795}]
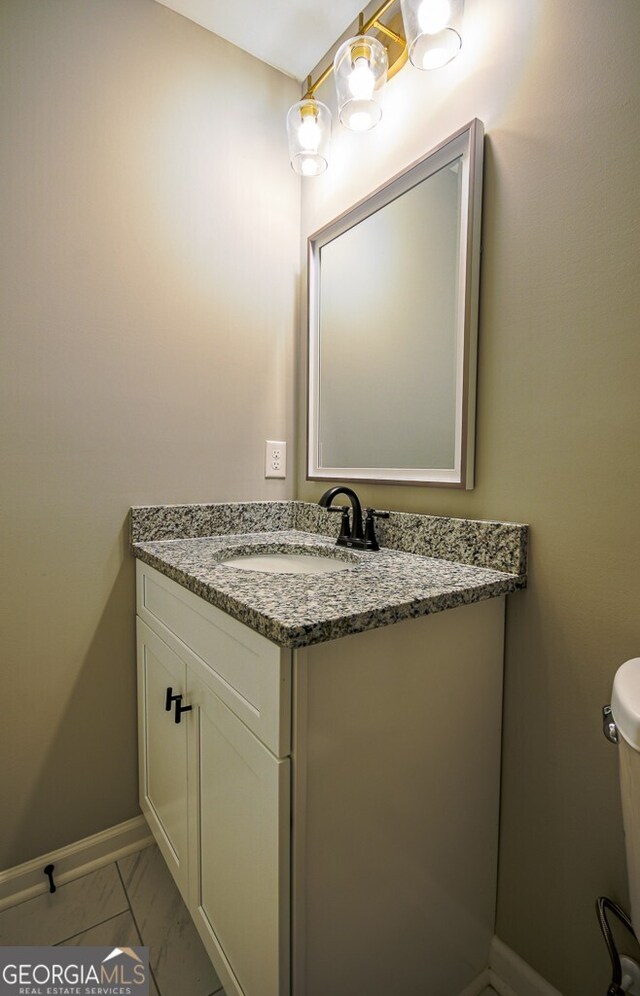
[
  {"left": 417, "top": 0, "right": 451, "bottom": 34},
  {"left": 349, "top": 111, "right": 375, "bottom": 132},
  {"left": 422, "top": 46, "right": 449, "bottom": 68},
  {"left": 300, "top": 156, "right": 320, "bottom": 177},
  {"left": 348, "top": 57, "right": 375, "bottom": 100},
  {"left": 298, "top": 117, "right": 321, "bottom": 152}
]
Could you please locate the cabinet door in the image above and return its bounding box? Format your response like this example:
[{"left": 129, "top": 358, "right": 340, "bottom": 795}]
[
  {"left": 137, "top": 561, "right": 292, "bottom": 757},
  {"left": 187, "top": 674, "right": 291, "bottom": 996},
  {"left": 137, "top": 618, "right": 189, "bottom": 900}
]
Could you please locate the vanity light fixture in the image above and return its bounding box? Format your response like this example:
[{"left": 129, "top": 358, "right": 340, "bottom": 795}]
[
  {"left": 400, "top": 0, "right": 464, "bottom": 70},
  {"left": 286, "top": 97, "right": 332, "bottom": 176},
  {"left": 333, "top": 33, "right": 388, "bottom": 131},
  {"left": 286, "top": 0, "right": 464, "bottom": 175}
]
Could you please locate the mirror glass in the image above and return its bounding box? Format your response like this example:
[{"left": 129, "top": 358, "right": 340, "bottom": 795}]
[{"left": 307, "top": 120, "right": 484, "bottom": 488}]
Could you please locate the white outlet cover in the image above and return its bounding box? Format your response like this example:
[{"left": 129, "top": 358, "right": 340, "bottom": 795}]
[{"left": 265, "top": 440, "right": 286, "bottom": 479}]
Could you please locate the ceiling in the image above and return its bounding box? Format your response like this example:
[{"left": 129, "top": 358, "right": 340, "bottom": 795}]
[{"left": 153, "top": 0, "right": 366, "bottom": 81}]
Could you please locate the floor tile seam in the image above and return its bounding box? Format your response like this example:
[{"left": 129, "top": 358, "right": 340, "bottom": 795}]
[
  {"left": 114, "top": 857, "right": 162, "bottom": 996},
  {"left": 54, "top": 907, "right": 132, "bottom": 947}
]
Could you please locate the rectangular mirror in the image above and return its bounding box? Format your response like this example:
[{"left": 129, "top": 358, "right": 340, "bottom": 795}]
[{"left": 307, "top": 119, "right": 484, "bottom": 488}]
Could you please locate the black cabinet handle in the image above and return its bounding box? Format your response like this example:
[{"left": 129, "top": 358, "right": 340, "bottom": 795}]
[
  {"left": 165, "top": 687, "right": 180, "bottom": 712},
  {"left": 174, "top": 699, "right": 192, "bottom": 724},
  {"left": 165, "top": 686, "right": 191, "bottom": 723}
]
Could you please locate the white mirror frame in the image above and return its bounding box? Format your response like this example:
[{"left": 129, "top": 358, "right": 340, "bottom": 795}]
[{"left": 307, "top": 119, "right": 484, "bottom": 488}]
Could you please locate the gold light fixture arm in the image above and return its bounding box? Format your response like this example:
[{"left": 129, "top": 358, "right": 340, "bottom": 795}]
[
  {"left": 304, "top": 62, "right": 334, "bottom": 100},
  {"left": 303, "top": 0, "right": 405, "bottom": 99},
  {"left": 374, "top": 21, "right": 405, "bottom": 46},
  {"left": 362, "top": 0, "right": 399, "bottom": 34}
]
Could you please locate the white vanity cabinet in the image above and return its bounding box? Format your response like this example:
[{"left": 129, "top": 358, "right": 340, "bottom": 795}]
[
  {"left": 136, "top": 562, "right": 291, "bottom": 996},
  {"left": 136, "top": 559, "right": 507, "bottom": 996}
]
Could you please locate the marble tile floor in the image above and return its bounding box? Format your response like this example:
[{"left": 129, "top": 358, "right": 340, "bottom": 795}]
[{"left": 0, "top": 843, "right": 224, "bottom": 996}]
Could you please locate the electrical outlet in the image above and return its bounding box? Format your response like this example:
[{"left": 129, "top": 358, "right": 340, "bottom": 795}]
[{"left": 265, "top": 440, "right": 286, "bottom": 479}]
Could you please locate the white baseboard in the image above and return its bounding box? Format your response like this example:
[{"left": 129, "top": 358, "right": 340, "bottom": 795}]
[
  {"left": 490, "top": 937, "right": 565, "bottom": 996},
  {"left": 0, "top": 815, "right": 153, "bottom": 912}
]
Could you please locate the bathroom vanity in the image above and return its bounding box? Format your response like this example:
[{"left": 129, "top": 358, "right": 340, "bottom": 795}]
[{"left": 131, "top": 500, "right": 527, "bottom": 996}]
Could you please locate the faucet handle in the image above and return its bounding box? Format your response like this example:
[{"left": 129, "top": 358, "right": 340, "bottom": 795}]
[
  {"left": 363, "top": 508, "right": 390, "bottom": 551},
  {"left": 326, "top": 505, "right": 351, "bottom": 544}
]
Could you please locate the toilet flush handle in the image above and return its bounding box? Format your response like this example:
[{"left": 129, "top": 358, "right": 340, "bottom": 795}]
[{"left": 603, "top": 705, "right": 619, "bottom": 745}]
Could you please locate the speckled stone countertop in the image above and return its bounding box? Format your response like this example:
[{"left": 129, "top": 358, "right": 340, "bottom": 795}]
[{"left": 131, "top": 502, "right": 527, "bottom": 648}]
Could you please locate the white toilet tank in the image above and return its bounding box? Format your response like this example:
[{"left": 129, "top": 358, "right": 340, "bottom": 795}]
[{"left": 611, "top": 658, "right": 640, "bottom": 932}]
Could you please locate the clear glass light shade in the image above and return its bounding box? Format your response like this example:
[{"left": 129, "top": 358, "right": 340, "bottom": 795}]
[
  {"left": 400, "top": 0, "right": 464, "bottom": 70},
  {"left": 333, "top": 35, "right": 388, "bottom": 131},
  {"left": 287, "top": 99, "right": 332, "bottom": 177}
]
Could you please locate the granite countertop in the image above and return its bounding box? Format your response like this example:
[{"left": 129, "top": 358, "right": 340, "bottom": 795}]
[{"left": 131, "top": 503, "right": 528, "bottom": 648}]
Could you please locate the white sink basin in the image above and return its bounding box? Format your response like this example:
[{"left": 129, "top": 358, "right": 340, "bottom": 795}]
[{"left": 222, "top": 552, "right": 354, "bottom": 576}]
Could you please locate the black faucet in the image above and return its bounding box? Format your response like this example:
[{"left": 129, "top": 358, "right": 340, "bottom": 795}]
[{"left": 318, "top": 486, "right": 389, "bottom": 551}]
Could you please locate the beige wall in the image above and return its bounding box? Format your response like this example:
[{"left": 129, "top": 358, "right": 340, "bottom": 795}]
[
  {"left": 3, "top": 0, "right": 640, "bottom": 993},
  {"left": 0, "top": 0, "right": 299, "bottom": 867},
  {"left": 298, "top": 1, "right": 640, "bottom": 994}
]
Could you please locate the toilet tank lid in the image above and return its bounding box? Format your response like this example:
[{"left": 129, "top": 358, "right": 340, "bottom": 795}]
[{"left": 612, "top": 658, "right": 640, "bottom": 750}]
